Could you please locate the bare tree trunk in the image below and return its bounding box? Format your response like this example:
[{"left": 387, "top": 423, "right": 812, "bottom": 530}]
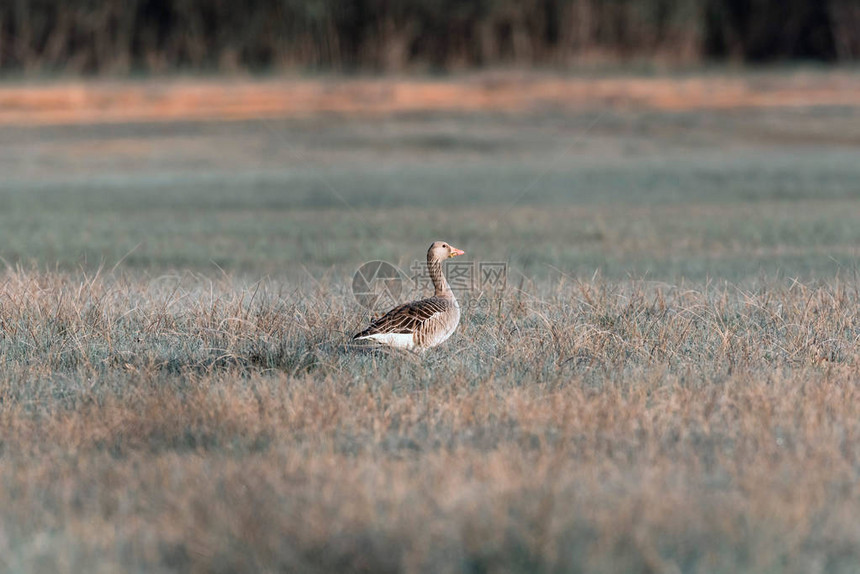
[{"left": 828, "top": 0, "right": 860, "bottom": 60}]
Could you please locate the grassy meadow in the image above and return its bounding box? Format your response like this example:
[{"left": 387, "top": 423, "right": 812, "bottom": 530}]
[{"left": 2, "top": 70, "right": 860, "bottom": 572}]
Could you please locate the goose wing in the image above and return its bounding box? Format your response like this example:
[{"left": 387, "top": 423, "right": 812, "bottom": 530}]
[{"left": 354, "top": 297, "right": 451, "bottom": 338}]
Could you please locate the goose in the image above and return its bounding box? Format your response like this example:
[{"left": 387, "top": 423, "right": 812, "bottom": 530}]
[{"left": 353, "top": 241, "right": 465, "bottom": 351}]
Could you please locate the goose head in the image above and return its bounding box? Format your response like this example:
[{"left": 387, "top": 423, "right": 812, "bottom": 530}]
[{"left": 428, "top": 241, "right": 465, "bottom": 262}]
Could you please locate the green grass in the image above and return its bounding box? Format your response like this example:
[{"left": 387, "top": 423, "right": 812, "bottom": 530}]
[
  {"left": 2, "top": 73, "right": 860, "bottom": 572},
  {"left": 3, "top": 105, "right": 860, "bottom": 279}
]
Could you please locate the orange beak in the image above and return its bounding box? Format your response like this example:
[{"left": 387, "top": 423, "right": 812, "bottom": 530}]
[{"left": 449, "top": 246, "right": 465, "bottom": 258}]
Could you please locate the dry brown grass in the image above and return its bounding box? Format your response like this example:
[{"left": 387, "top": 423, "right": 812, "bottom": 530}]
[
  {"left": 2, "top": 268, "right": 860, "bottom": 572},
  {"left": 2, "top": 71, "right": 859, "bottom": 126}
]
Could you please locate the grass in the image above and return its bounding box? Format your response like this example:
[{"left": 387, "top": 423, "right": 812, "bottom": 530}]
[
  {"left": 1, "top": 71, "right": 860, "bottom": 572},
  {"left": 3, "top": 270, "right": 860, "bottom": 572},
  {"left": 3, "top": 84, "right": 860, "bottom": 280}
]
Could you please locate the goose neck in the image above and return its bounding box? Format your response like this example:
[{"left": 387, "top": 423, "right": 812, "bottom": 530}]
[{"left": 428, "top": 256, "right": 453, "bottom": 298}]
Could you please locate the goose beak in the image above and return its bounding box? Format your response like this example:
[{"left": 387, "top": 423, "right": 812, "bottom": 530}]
[{"left": 449, "top": 247, "right": 465, "bottom": 258}]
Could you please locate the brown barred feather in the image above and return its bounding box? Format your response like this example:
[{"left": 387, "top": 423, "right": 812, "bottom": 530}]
[{"left": 353, "top": 297, "right": 452, "bottom": 338}]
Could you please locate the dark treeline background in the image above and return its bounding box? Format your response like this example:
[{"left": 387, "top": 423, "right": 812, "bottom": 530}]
[{"left": 1, "top": 0, "right": 858, "bottom": 74}]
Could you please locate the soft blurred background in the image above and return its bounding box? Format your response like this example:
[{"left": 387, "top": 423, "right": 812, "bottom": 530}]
[
  {"left": 1, "top": 0, "right": 859, "bottom": 283},
  {"left": 2, "top": 0, "right": 859, "bottom": 72}
]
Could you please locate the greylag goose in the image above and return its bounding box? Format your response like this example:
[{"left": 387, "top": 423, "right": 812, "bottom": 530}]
[{"left": 353, "top": 241, "right": 465, "bottom": 351}]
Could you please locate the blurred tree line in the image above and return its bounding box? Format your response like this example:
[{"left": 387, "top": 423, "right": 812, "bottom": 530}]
[{"left": 1, "top": 0, "right": 857, "bottom": 74}]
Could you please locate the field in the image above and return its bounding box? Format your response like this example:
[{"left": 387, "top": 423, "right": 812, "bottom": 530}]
[{"left": 2, "top": 70, "right": 860, "bottom": 572}]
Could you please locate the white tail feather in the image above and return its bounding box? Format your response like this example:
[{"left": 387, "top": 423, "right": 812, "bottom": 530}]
[{"left": 355, "top": 333, "right": 416, "bottom": 350}]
